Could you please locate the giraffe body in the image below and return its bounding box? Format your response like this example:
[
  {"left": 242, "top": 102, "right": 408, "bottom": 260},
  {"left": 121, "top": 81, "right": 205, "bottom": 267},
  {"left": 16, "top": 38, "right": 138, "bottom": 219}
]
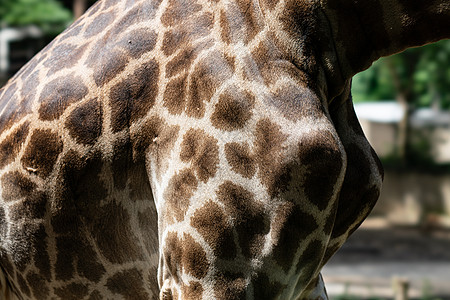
[{"left": 0, "top": 0, "right": 448, "bottom": 299}]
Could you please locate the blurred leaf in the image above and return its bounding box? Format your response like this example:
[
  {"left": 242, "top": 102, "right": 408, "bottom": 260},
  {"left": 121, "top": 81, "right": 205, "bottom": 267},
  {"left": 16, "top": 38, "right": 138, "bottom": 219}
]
[
  {"left": 0, "top": 0, "right": 72, "bottom": 35},
  {"left": 352, "top": 39, "right": 450, "bottom": 110}
]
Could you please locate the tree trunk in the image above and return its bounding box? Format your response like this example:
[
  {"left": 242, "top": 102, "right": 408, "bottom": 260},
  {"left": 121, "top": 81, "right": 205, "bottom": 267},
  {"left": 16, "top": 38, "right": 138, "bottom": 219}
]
[
  {"left": 386, "top": 57, "right": 413, "bottom": 166},
  {"left": 73, "top": 0, "right": 88, "bottom": 20},
  {"left": 396, "top": 94, "right": 411, "bottom": 166},
  {"left": 393, "top": 277, "right": 410, "bottom": 300}
]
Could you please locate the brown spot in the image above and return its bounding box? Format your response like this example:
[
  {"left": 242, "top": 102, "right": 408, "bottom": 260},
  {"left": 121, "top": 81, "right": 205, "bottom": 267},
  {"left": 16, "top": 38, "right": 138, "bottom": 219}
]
[
  {"left": 88, "top": 202, "right": 144, "bottom": 264},
  {"left": 26, "top": 272, "right": 50, "bottom": 299},
  {"left": 58, "top": 24, "right": 83, "bottom": 42},
  {"left": 118, "top": 28, "right": 158, "bottom": 59},
  {"left": 55, "top": 150, "right": 105, "bottom": 210},
  {"left": 110, "top": 142, "right": 132, "bottom": 190},
  {"left": 50, "top": 152, "right": 107, "bottom": 282},
  {"left": 182, "top": 233, "right": 209, "bottom": 279},
  {"left": 43, "top": 43, "right": 89, "bottom": 76},
  {"left": 165, "top": 232, "right": 183, "bottom": 283},
  {"left": 163, "top": 74, "right": 187, "bottom": 115},
  {"left": 54, "top": 236, "right": 106, "bottom": 282},
  {"left": 164, "top": 169, "right": 198, "bottom": 223},
  {"left": 115, "top": 1, "right": 162, "bottom": 34},
  {"left": 296, "top": 239, "right": 323, "bottom": 277},
  {"left": 271, "top": 202, "right": 318, "bottom": 272},
  {"left": 220, "top": 10, "right": 232, "bottom": 44},
  {"left": 17, "top": 273, "right": 31, "bottom": 297},
  {"left": 161, "top": 0, "right": 202, "bottom": 27},
  {"left": 211, "top": 86, "right": 255, "bottom": 131},
  {"left": 237, "top": 0, "right": 263, "bottom": 40},
  {"left": 164, "top": 232, "right": 210, "bottom": 281},
  {"left": 300, "top": 131, "right": 343, "bottom": 211},
  {"left": 106, "top": 269, "right": 149, "bottom": 300},
  {"left": 88, "top": 290, "right": 102, "bottom": 300},
  {"left": 15, "top": 48, "right": 40, "bottom": 80},
  {"left": 138, "top": 207, "right": 159, "bottom": 255},
  {"left": 191, "top": 200, "right": 237, "bottom": 259},
  {"left": 21, "top": 129, "right": 63, "bottom": 178},
  {"left": 181, "top": 281, "right": 203, "bottom": 299},
  {"left": 216, "top": 181, "right": 269, "bottom": 258},
  {"left": 180, "top": 129, "right": 219, "bottom": 183},
  {"left": 66, "top": 97, "right": 102, "bottom": 145},
  {"left": 146, "top": 266, "right": 160, "bottom": 299},
  {"left": 0, "top": 86, "right": 32, "bottom": 134},
  {"left": 162, "top": 289, "right": 175, "bottom": 300},
  {"left": 16, "top": 49, "right": 47, "bottom": 82},
  {"left": 165, "top": 41, "right": 213, "bottom": 78},
  {"left": 85, "top": 3, "right": 161, "bottom": 86},
  {"left": 0, "top": 82, "right": 17, "bottom": 107},
  {"left": 224, "top": 53, "right": 236, "bottom": 73},
  {"left": 252, "top": 273, "right": 284, "bottom": 299},
  {"left": 0, "top": 121, "right": 30, "bottom": 169},
  {"left": 0, "top": 253, "right": 14, "bottom": 281},
  {"left": 84, "top": 12, "right": 115, "bottom": 38},
  {"left": 87, "top": 41, "right": 129, "bottom": 87},
  {"left": 21, "top": 71, "right": 40, "bottom": 100},
  {"left": 254, "top": 119, "right": 289, "bottom": 197},
  {"left": 250, "top": 40, "right": 283, "bottom": 84},
  {"left": 38, "top": 75, "right": 89, "bottom": 121},
  {"left": 54, "top": 283, "right": 89, "bottom": 300},
  {"left": 0, "top": 82, "right": 19, "bottom": 123},
  {"left": 259, "top": 0, "right": 279, "bottom": 10},
  {"left": 103, "top": 0, "right": 119, "bottom": 8},
  {"left": 1, "top": 170, "right": 35, "bottom": 202},
  {"left": 270, "top": 83, "right": 322, "bottom": 121},
  {"left": 32, "top": 225, "right": 51, "bottom": 280},
  {"left": 0, "top": 206, "right": 6, "bottom": 239},
  {"left": 278, "top": 0, "right": 317, "bottom": 71},
  {"left": 9, "top": 191, "right": 47, "bottom": 221},
  {"left": 161, "top": 13, "right": 213, "bottom": 56},
  {"left": 131, "top": 115, "right": 179, "bottom": 176},
  {"left": 109, "top": 60, "right": 159, "bottom": 133},
  {"left": 220, "top": 0, "right": 262, "bottom": 45},
  {"left": 224, "top": 142, "right": 255, "bottom": 178},
  {"left": 7, "top": 222, "right": 38, "bottom": 271},
  {"left": 214, "top": 272, "right": 247, "bottom": 300},
  {"left": 187, "top": 51, "right": 233, "bottom": 118}
]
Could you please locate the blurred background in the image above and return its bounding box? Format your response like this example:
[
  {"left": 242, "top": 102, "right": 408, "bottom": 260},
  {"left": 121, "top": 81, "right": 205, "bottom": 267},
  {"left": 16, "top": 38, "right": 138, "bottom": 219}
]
[
  {"left": 0, "top": 0, "right": 95, "bottom": 85},
  {"left": 1, "top": 1, "right": 449, "bottom": 299},
  {"left": 324, "top": 41, "right": 450, "bottom": 300}
]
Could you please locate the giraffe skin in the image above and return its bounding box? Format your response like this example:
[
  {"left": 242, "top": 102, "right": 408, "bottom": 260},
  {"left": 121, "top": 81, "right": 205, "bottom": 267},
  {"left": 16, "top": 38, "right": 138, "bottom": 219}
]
[{"left": 0, "top": 0, "right": 448, "bottom": 299}]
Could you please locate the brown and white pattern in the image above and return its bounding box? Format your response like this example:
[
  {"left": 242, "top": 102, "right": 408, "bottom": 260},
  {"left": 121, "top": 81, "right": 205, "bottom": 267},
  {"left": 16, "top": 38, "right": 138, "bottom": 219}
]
[{"left": 0, "top": 0, "right": 448, "bottom": 299}]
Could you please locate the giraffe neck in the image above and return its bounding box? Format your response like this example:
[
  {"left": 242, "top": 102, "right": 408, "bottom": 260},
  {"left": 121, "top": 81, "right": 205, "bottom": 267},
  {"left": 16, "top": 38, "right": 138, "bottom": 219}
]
[{"left": 320, "top": 0, "right": 450, "bottom": 96}]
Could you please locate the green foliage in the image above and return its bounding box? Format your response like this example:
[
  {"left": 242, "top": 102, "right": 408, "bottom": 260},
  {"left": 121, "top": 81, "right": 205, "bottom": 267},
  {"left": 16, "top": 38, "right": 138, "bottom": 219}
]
[
  {"left": 351, "top": 57, "right": 395, "bottom": 102},
  {"left": 352, "top": 39, "right": 450, "bottom": 110},
  {"left": 0, "top": 0, "right": 72, "bottom": 35}
]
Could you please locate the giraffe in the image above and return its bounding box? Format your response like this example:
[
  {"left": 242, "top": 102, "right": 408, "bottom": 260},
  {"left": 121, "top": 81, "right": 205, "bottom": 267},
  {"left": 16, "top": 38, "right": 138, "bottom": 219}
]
[{"left": 0, "top": 0, "right": 449, "bottom": 299}]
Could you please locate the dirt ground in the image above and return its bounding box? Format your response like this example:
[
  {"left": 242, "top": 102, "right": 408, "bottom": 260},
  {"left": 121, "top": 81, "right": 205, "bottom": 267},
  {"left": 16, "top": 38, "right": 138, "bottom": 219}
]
[{"left": 322, "top": 218, "right": 450, "bottom": 299}]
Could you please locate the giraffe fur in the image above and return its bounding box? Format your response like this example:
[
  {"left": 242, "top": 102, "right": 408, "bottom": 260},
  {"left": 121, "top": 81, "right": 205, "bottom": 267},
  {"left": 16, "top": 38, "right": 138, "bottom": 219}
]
[{"left": 0, "top": 0, "right": 448, "bottom": 299}]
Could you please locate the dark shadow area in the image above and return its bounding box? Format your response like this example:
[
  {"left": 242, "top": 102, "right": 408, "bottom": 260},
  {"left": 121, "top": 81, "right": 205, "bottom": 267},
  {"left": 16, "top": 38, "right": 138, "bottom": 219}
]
[
  {"left": 324, "top": 223, "right": 450, "bottom": 300},
  {"left": 329, "top": 226, "right": 450, "bottom": 264}
]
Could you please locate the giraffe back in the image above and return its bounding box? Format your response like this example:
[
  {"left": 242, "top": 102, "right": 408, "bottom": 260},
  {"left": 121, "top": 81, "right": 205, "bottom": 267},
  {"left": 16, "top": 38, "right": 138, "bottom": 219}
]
[{"left": 0, "top": 0, "right": 384, "bottom": 299}]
